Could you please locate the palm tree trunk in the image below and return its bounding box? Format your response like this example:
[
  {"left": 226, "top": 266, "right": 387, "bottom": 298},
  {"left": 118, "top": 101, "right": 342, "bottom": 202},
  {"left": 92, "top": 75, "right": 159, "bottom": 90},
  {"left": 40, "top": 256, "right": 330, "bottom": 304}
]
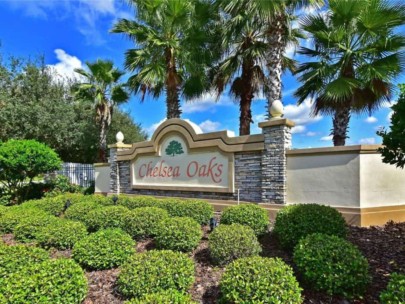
[
  {"left": 265, "top": 14, "right": 286, "bottom": 117},
  {"left": 98, "top": 116, "right": 108, "bottom": 162},
  {"left": 165, "top": 48, "right": 181, "bottom": 119},
  {"left": 239, "top": 57, "right": 254, "bottom": 136},
  {"left": 332, "top": 107, "right": 350, "bottom": 146}
]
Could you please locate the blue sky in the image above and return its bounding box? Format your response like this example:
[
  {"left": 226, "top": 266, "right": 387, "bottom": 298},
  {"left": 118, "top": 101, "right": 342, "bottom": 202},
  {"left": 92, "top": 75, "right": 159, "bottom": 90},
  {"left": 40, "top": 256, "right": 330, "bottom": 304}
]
[{"left": 0, "top": 0, "right": 401, "bottom": 148}]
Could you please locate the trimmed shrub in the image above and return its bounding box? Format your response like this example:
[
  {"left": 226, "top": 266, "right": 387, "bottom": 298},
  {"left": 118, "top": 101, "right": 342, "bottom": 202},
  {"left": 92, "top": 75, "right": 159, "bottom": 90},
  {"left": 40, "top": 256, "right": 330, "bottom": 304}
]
[
  {"left": 22, "top": 196, "right": 66, "bottom": 216},
  {"left": 14, "top": 214, "right": 59, "bottom": 242},
  {"left": 220, "top": 256, "right": 302, "bottom": 303},
  {"left": 293, "top": 233, "right": 370, "bottom": 298},
  {"left": 0, "top": 205, "right": 7, "bottom": 217},
  {"left": 36, "top": 219, "right": 88, "bottom": 249},
  {"left": 84, "top": 205, "right": 129, "bottom": 231},
  {"left": 124, "top": 290, "right": 196, "bottom": 304},
  {"left": 0, "top": 244, "right": 49, "bottom": 285},
  {"left": 274, "top": 203, "right": 348, "bottom": 250},
  {"left": 0, "top": 206, "right": 48, "bottom": 233},
  {"left": 380, "top": 273, "right": 405, "bottom": 303},
  {"left": 220, "top": 204, "right": 269, "bottom": 236},
  {"left": 124, "top": 207, "right": 169, "bottom": 240},
  {"left": 155, "top": 217, "right": 202, "bottom": 252},
  {"left": 64, "top": 201, "right": 102, "bottom": 224},
  {"left": 161, "top": 199, "right": 214, "bottom": 225},
  {"left": 209, "top": 224, "right": 261, "bottom": 265},
  {"left": 117, "top": 195, "right": 160, "bottom": 209},
  {"left": 73, "top": 228, "right": 135, "bottom": 270},
  {"left": 0, "top": 258, "right": 87, "bottom": 303},
  {"left": 117, "top": 250, "right": 195, "bottom": 299}
]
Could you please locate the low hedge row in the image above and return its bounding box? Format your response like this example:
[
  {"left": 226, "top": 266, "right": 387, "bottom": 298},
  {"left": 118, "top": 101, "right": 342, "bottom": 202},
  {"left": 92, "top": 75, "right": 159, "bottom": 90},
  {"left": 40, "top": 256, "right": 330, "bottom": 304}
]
[
  {"left": 124, "top": 290, "right": 197, "bottom": 304},
  {"left": 0, "top": 206, "right": 49, "bottom": 233},
  {"left": 84, "top": 205, "right": 129, "bottom": 232},
  {"left": 124, "top": 207, "right": 169, "bottom": 240},
  {"left": 14, "top": 214, "right": 59, "bottom": 243}
]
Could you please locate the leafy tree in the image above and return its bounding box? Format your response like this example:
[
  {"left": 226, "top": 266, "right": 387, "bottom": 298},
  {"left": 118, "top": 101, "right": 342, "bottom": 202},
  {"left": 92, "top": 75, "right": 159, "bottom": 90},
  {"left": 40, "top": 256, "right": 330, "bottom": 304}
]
[
  {"left": 111, "top": 0, "right": 220, "bottom": 119},
  {"left": 165, "top": 141, "right": 184, "bottom": 156},
  {"left": 107, "top": 110, "right": 148, "bottom": 144},
  {"left": 0, "top": 139, "right": 61, "bottom": 203},
  {"left": 73, "top": 59, "right": 130, "bottom": 162},
  {"left": 378, "top": 84, "right": 405, "bottom": 168},
  {"left": 294, "top": 0, "right": 405, "bottom": 146}
]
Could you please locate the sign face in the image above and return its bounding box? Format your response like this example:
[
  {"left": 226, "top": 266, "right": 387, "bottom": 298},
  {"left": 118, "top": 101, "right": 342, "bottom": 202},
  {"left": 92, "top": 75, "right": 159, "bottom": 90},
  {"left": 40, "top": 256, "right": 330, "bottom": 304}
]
[{"left": 132, "top": 135, "right": 233, "bottom": 192}]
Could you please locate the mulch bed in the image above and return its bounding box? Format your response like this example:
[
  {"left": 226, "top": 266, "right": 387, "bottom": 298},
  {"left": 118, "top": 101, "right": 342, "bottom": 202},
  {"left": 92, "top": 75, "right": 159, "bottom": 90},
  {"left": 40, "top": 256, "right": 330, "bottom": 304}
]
[{"left": 2, "top": 222, "right": 405, "bottom": 303}]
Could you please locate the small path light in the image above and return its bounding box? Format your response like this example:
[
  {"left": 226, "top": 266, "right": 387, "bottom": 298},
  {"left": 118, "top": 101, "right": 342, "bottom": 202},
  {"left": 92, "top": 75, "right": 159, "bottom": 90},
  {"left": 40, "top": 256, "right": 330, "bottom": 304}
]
[
  {"left": 112, "top": 195, "right": 119, "bottom": 205},
  {"left": 210, "top": 217, "right": 218, "bottom": 231}
]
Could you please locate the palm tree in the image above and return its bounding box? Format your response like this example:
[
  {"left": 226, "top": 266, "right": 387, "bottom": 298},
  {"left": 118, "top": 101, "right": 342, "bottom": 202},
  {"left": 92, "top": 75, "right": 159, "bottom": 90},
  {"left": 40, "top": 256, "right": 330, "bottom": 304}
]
[
  {"left": 212, "top": 1, "right": 268, "bottom": 135},
  {"left": 73, "top": 60, "right": 129, "bottom": 162},
  {"left": 111, "top": 0, "right": 219, "bottom": 119},
  {"left": 294, "top": 0, "right": 405, "bottom": 146}
]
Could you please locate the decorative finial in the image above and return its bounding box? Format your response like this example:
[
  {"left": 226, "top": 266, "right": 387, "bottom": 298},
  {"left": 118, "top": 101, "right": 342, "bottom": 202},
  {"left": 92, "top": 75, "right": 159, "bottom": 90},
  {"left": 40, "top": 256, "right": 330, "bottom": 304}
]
[
  {"left": 116, "top": 131, "right": 124, "bottom": 144},
  {"left": 269, "top": 100, "right": 284, "bottom": 119}
]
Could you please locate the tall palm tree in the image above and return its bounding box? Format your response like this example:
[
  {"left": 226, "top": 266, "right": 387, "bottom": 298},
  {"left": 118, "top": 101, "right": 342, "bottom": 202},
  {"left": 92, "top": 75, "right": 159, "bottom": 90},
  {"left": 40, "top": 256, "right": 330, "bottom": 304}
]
[
  {"left": 73, "top": 59, "right": 129, "bottom": 162},
  {"left": 212, "top": 1, "right": 268, "bottom": 135},
  {"left": 111, "top": 0, "right": 219, "bottom": 119},
  {"left": 294, "top": 0, "right": 405, "bottom": 146}
]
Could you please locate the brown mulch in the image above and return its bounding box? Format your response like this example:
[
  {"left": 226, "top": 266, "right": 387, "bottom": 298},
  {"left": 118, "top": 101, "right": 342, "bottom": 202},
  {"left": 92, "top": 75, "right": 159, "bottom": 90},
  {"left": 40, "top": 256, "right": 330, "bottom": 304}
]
[{"left": 2, "top": 222, "right": 405, "bottom": 303}]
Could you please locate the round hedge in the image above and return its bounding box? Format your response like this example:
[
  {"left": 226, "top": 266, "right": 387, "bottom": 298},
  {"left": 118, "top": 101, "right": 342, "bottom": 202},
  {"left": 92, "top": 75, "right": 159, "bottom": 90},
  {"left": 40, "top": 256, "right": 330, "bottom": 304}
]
[
  {"left": 124, "top": 207, "right": 169, "bottom": 240},
  {"left": 73, "top": 228, "right": 136, "bottom": 270},
  {"left": 117, "top": 195, "right": 160, "bottom": 209},
  {"left": 117, "top": 250, "right": 195, "bottom": 299},
  {"left": 45, "top": 192, "right": 86, "bottom": 205},
  {"left": 84, "top": 205, "right": 129, "bottom": 231},
  {"left": 161, "top": 199, "right": 214, "bottom": 225},
  {"left": 209, "top": 224, "right": 261, "bottom": 265},
  {"left": 0, "top": 244, "right": 49, "bottom": 285},
  {"left": 0, "top": 206, "right": 48, "bottom": 233},
  {"left": 64, "top": 201, "right": 102, "bottom": 224},
  {"left": 293, "top": 233, "right": 370, "bottom": 298},
  {"left": 124, "top": 290, "right": 196, "bottom": 304},
  {"left": 0, "top": 258, "right": 87, "bottom": 303},
  {"left": 36, "top": 219, "right": 88, "bottom": 249},
  {"left": 14, "top": 214, "right": 59, "bottom": 242},
  {"left": 380, "top": 273, "right": 405, "bottom": 304},
  {"left": 220, "top": 256, "right": 302, "bottom": 303},
  {"left": 155, "top": 217, "right": 202, "bottom": 252},
  {"left": 220, "top": 204, "right": 269, "bottom": 236},
  {"left": 23, "top": 197, "right": 66, "bottom": 216},
  {"left": 274, "top": 204, "right": 348, "bottom": 250}
]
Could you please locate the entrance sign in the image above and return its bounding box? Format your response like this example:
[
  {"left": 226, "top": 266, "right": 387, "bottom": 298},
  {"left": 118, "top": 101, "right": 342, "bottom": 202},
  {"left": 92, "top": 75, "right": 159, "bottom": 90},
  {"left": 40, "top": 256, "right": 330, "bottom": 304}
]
[{"left": 132, "top": 135, "right": 232, "bottom": 192}]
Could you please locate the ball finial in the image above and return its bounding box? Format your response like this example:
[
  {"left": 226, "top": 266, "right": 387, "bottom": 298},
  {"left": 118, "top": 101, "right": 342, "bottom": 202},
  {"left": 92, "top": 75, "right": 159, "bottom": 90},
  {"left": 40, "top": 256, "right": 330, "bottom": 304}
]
[
  {"left": 269, "top": 100, "right": 284, "bottom": 118},
  {"left": 116, "top": 131, "right": 124, "bottom": 144}
]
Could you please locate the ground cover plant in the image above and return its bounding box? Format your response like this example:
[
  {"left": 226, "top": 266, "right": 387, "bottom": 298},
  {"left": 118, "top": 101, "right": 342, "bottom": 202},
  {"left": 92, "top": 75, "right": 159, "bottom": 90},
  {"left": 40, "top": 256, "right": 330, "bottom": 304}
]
[{"left": 0, "top": 196, "right": 404, "bottom": 303}]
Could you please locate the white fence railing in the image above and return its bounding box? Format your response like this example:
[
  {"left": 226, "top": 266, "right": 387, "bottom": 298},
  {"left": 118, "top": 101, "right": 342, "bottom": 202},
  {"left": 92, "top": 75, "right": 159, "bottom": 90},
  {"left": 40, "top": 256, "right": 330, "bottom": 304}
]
[{"left": 58, "top": 163, "right": 95, "bottom": 188}]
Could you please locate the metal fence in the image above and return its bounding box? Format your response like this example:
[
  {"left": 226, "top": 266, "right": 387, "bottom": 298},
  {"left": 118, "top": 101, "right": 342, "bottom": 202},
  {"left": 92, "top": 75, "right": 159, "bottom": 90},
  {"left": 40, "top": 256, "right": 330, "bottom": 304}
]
[{"left": 58, "top": 163, "right": 95, "bottom": 188}]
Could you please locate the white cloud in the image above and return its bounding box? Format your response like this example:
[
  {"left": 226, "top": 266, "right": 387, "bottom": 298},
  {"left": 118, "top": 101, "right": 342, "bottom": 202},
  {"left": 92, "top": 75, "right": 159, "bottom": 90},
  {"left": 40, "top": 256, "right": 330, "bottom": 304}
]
[
  {"left": 47, "top": 49, "right": 83, "bottom": 81},
  {"left": 381, "top": 100, "right": 396, "bottom": 108},
  {"left": 359, "top": 137, "right": 376, "bottom": 145},
  {"left": 291, "top": 125, "right": 306, "bottom": 134},
  {"left": 199, "top": 120, "right": 221, "bottom": 133},
  {"left": 365, "top": 116, "right": 378, "bottom": 123},
  {"left": 146, "top": 118, "right": 166, "bottom": 137},
  {"left": 184, "top": 92, "right": 233, "bottom": 114},
  {"left": 320, "top": 135, "right": 333, "bottom": 141},
  {"left": 306, "top": 131, "right": 316, "bottom": 137},
  {"left": 284, "top": 98, "right": 323, "bottom": 125}
]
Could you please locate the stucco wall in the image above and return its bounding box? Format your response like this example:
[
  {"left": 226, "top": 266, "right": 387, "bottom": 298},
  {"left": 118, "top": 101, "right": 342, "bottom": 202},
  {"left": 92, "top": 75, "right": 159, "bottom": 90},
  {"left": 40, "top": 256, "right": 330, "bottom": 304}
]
[{"left": 94, "top": 164, "right": 111, "bottom": 194}]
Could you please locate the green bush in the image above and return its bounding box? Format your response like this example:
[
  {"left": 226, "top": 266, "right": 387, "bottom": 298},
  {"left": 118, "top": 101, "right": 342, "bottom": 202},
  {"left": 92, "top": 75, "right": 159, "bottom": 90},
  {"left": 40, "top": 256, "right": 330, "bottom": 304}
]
[
  {"left": 380, "top": 273, "right": 405, "bottom": 303},
  {"left": 36, "top": 219, "right": 88, "bottom": 249},
  {"left": 220, "top": 204, "right": 269, "bottom": 236},
  {"left": 0, "top": 206, "right": 7, "bottom": 217},
  {"left": 64, "top": 201, "right": 102, "bottom": 224},
  {"left": 84, "top": 205, "right": 129, "bottom": 231},
  {"left": 155, "top": 217, "right": 202, "bottom": 252},
  {"left": 0, "top": 258, "right": 87, "bottom": 303},
  {"left": 220, "top": 256, "right": 302, "bottom": 303},
  {"left": 0, "top": 139, "right": 61, "bottom": 203},
  {"left": 44, "top": 175, "right": 83, "bottom": 196},
  {"left": 124, "top": 207, "right": 169, "bottom": 240},
  {"left": 117, "top": 250, "right": 195, "bottom": 299},
  {"left": 73, "top": 228, "right": 135, "bottom": 270},
  {"left": 0, "top": 206, "right": 48, "bottom": 233},
  {"left": 209, "top": 224, "right": 261, "bottom": 265},
  {"left": 273, "top": 204, "right": 348, "bottom": 250},
  {"left": 124, "top": 290, "right": 196, "bottom": 304},
  {"left": 161, "top": 199, "right": 214, "bottom": 225},
  {"left": 0, "top": 244, "right": 49, "bottom": 285},
  {"left": 14, "top": 214, "right": 59, "bottom": 242},
  {"left": 22, "top": 196, "right": 66, "bottom": 216},
  {"left": 117, "top": 195, "right": 160, "bottom": 209},
  {"left": 293, "top": 233, "right": 370, "bottom": 298}
]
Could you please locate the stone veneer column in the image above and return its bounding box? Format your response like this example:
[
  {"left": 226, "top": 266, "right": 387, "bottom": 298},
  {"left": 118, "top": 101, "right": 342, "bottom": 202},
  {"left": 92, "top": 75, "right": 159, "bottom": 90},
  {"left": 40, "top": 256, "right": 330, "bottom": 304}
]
[
  {"left": 108, "top": 143, "right": 132, "bottom": 194},
  {"left": 259, "top": 118, "right": 294, "bottom": 204}
]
